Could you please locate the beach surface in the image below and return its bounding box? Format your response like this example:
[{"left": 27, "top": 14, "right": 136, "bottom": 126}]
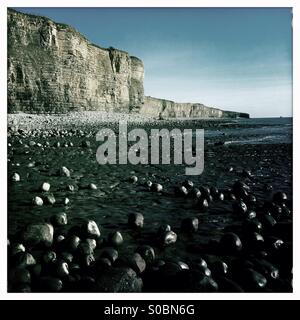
[{"left": 7, "top": 112, "right": 292, "bottom": 293}]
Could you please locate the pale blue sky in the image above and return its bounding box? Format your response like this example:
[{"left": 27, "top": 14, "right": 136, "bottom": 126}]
[{"left": 14, "top": 8, "right": 292, "bottom": 117}]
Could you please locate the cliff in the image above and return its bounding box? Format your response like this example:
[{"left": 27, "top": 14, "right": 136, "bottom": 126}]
[
  {"left": 7, "top": 8, "right": 249, "bottom": 118},
  {"left": 8, "top": 8, "right": 144, "bottom": 113},
  {"left": 141, "top": 97, "right": 249, "bottom": 119}
]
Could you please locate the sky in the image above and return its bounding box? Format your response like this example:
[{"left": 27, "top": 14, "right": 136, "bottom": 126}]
[{"left": 14, "top": 7, "right": 292, "bottom": 117}]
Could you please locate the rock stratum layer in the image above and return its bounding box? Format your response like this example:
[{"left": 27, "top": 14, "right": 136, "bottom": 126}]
[{"left": 7, "top": 9, "right": 249, "bottom": 118}]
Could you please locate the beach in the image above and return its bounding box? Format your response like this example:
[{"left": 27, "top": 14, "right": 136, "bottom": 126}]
[{"left": 7, "top": 112, "right": 292, "bottom": 292}]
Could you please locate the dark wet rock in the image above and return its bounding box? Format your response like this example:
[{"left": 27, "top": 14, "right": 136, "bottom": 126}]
[
  {"left": 36, "top": 276, "right": 63, "bottom": 292},
  {"left": 245, "top": 194, "right": 257, "bottom": 207},
  {"left": 158, "top": 230, "right": 177, "bottom": 246},
  {"left": 181, "top": 217, "right": 199, "bottom": 233},
  {"left": 50, "top": 212, "right": 68, "bottom": 226},
  {"left": 157, "top": 224, "right": 171, "bottom": 236},
  {"left": 107, "top": 231, "right": 123, "bottom": 247},
  {"left": 244, "top": 232, "right": 264, "bottom": 252},
  {"left": 199, "top": 186, "right": 210, "bottom": 199},
  {"left": 12, "top": 252, "right": 36, "bottom": 268},
  {"left": 96, "top": 267, "right": 143, "bottom": 292},
  {"left": 56, "top": 260, "right": 69, "bottom": 278},
  {"left": 136, "top": 245, "right": 155, "bottom": 265},
  {"left": 188, "top": 187, "right": 201, "bottom": 199},
  {"left": 232, "top": 200, "right": 247, "bottom": 216},
  {"left": 273, "top": 192, "right": 288, "bottom": 205},
  {"left": 119, "top": 253, "right": 146, "bottom": 274},
  {"left": 21, "top": 223, "right": 54, "bottom": 247},
  {"left": 192, "top": 257, "right": 208, "bottom": 269},
  {"left": 95, "top": 258, "right": 112, "bottom": 271},
  {"left": 42, "top": 251, "right": 57, "bottom": 264},
  {"left": 260, "top": 214, "right": 277, "bottom": 232},
  {"left": 9, "top": 243, "right": 25, "bottom": 256},
  {"left": 9, "top": 267, "right": 31, "bottom": 285},
  {"left": 100, "top": 247, "right": 119, "bottom": 263},
  {"left": 85, "top": 238, "right": 97, "bottom": 250},
  {"left": 150, "top": 183, "right": 163, "bottom": 192},
  {"left": 81, "top": 220, "right": 101, "bottom": 239},
  {"left": 269, "top": 278, "right": 293, "bottom": 292},
  {"left": 44, "top": 194, "right": 56, "bottom": 205},
  {"left": 265, "top": 236, "right": 284, "bottom": 252},
  {"left": 238, "top": 268, "right": 267, "bottom": 291},
  {"left": 30, "top": 263, "right": 42, "bottom": 279},
  {"left": 216, "top": 276, "right": 244, "bottom": 292},
  {"left": 64, "top": 235, "right": 81, "bottom": 252},
  {"left": 269, "top": 203, "right": 283, "bottom": 218},
  {"left": 80, "top": 253, "right": 96, "bottom": 267},
  {"left": 128, "top": 213, "right": 144, "bottom": 229},
  {"left": 174, "top": 185, "right": 188, "bottom": 196},
  {"left": 197, "top": 197, "right": 209, "bottom": 212},
  {"left": 177, "top": 270, "right": 218, "bottom": 292},
  {"left": 182, "top": 180, "right": 194, "bottom": 190},
  {"left": 210, "top": 260, "right": 228, "bottom": 276},
  {"left": 77, "top": 242, "right": 94, "bottom": 256},
  {"left": 219, "top": 232, "right": 243, "bottom": 255},
  {"left": 242, "top": 218, "right": 263, "bottom": 234},
  {"left": 246, "top": 210, "right": 257, "bottom": 219},
  {"left": 273, "top": 221, "right": 292, "bottom": 241},
  {"left": 60, "top": 252, "right": 73, "bottom": 264},
  {"left": 10, "top": 283, "right": 31, "bottom": 293},
  {"left": 250, "top": 258, "right": 279, "bottom": 281}
]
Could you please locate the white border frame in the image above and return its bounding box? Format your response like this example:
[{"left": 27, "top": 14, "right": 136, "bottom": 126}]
[{"left": 1, "top": 0, "right": 298, "bottom": 300}]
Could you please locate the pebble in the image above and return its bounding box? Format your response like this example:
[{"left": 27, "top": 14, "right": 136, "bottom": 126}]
[
  {"left": 21, "top": 223, "right": 54, "bottom": 247},
  {"left": 107, "top": 231, "right": 123, "bottom": 247},
  {"left": 11, "top": 172, "right": 20, "bottom": 182},
  {"left": 32, "top": 196, "right": 43, "bottom": 206},
  {"left": 129, "top": 175, "right": 138, "bottom": 183},
  {"left": 232, "top": 200, "right": 248, "bottom": 215},
  {"left": 159, "top": 230, "right": 177, "bottom": 246},
  {"left": 60, "top": 166, "right": 71, "bottom": 177},
  {"left": 89, "top": 183, "right": 97, "bottom": 190},
  {"left": 41, "top": 182, "right": 50, "bottom": 192},
  {"left": 100, "top": 247, "right": 119, "bottom": 263},
  {"left": 136, "top": 245, "right": 155, "bottom": 265},
  {"left": 43, "top": 251, "right": 57, "bottom": 264},
  {"left": 181, "top": 217, "right": 199, "bottom": 233},
  {"left": 9, "top": 243, "right": 25, "bottom": 256},
  {"left": 9, "top": 267, "right": 31, "bottom": 286},
  {"left": 150, "top": 183, "right": 163, "bottom": 192},
  {"left": 128, "top": 213, "right": 144, "bottom": 229},
  {"left": 50, "top": 212, "right": 68, "bottom": 226},
  {"left": 174, "top": 185, "right": 188, "bottom": 196},
  {"left": 220, "top": 232, "right": 243, "bottom": 254},
  {"left": 44, "top": 194, "right": 56, "bottom": 205},
  {"left": 13, "top": 252, "right": 36, "bottom": 268},
  {"left": 81, "top": 220, "right": 101, "bottom": 238}
]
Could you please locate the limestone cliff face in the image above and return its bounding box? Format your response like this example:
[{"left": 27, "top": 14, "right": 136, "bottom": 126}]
[
  {"left": 141, "top": 97, "right": 249, "bottom": 118},
  {"left": 7, "top": 9, "right": 249, "bottom": 118},
  {"left": 7, "top": 9, "right": 144, "bottom": 113}
]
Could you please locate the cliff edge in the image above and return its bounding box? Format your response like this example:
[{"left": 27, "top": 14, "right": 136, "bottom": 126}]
[{"left": 7, "top": 8, "right": 249, "bottom": 118}]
